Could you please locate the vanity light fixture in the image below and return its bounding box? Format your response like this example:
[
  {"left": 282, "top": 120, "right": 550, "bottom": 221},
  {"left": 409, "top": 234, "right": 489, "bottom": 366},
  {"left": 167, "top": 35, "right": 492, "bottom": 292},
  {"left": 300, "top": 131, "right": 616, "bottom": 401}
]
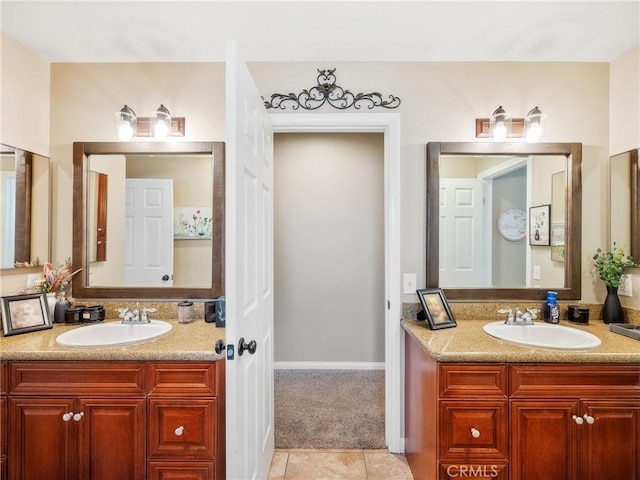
[
  {"left": 525, "top": 106, "right": 546, "bottom": 143},
  {"left": 115, "top": 105, "right": 137, "bottom": 141},
  {"left": 151, "top": 104, "right": 172, "bottom": 138},
  {"left": 114, "top": 104, "right": 185, "bottom": 140},
  {"left": 489, "top": 105, "right": 511, "bottom": 141}
]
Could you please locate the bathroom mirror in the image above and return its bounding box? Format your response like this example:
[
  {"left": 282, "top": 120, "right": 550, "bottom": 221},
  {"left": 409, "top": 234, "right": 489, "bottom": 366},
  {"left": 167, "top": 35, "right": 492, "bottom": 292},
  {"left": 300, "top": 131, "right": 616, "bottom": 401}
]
[
  {"left": 426, "top": 142, "right": 582, "bottom": 300},
  {"left": 0, "top": 144, "right": 51, "bottom": 270},
  {"left": 610, "top": 148, "right": 639, "bottom": 259},
  {"left": 72, "top": 141, "right": 225, "bottom": 300}
]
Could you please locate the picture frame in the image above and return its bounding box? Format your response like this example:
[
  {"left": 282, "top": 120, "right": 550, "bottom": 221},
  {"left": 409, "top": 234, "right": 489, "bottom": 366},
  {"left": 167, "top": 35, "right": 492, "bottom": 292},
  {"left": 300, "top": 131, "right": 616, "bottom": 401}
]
[
  {"left": 1, "top": 293, "right": 53, "bottom": 337},
  {"left": 416, "top": 288, "right": 457, "bottom": 330},
  {"left": 529, "top": 204, "right": 551, "bottom": 246}
]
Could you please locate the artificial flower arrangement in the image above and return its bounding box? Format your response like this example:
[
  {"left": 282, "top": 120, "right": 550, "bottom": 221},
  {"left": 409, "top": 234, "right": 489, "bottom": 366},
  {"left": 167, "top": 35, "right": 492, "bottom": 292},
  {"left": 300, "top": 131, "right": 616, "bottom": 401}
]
[
  {"left": 592, "top": 242, "right": 639, "bottom": 288},
  {"left": 30, "top": 258, "right": 82, "bottom": 294}
]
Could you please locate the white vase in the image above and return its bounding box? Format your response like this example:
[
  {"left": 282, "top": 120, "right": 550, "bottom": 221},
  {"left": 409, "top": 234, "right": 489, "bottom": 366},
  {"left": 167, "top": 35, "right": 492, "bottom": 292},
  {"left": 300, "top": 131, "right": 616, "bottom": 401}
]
[{"left": 46, "top": 293, "right": 57, "bottom": 320}]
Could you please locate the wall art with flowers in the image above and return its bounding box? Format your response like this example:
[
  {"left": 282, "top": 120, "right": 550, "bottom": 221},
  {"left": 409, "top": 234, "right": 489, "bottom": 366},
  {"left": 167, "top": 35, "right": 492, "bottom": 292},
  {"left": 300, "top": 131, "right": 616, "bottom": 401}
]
[{"left": 173, "top": 207, "right": 213, "bottom": 239}]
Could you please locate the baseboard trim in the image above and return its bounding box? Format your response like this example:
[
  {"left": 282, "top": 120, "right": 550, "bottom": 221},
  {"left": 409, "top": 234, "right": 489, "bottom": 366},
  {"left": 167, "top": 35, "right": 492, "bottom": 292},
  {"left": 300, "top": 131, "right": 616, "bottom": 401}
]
[{"left": 274, "top": 361, "right": 385, "bottom": 370}]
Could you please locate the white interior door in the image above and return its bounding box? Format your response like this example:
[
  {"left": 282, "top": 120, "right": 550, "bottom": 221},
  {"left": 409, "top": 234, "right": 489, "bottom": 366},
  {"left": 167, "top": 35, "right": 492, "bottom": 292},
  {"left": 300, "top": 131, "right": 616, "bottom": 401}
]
[
  {"left": 439, "top": 178, "right": 484, "bottom": 287},
  {"left": 225, "top": 41, "right": 275, "bottom": 480},
  {"left": 124, "top": 178, "right": 174, "bottom": 286}
]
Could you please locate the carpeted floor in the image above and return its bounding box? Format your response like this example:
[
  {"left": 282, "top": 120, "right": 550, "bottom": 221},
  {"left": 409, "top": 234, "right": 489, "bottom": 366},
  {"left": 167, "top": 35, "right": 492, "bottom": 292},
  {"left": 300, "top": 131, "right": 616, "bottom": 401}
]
[{"left": 274, "top": 369, "right": 386, "bottom": 449}]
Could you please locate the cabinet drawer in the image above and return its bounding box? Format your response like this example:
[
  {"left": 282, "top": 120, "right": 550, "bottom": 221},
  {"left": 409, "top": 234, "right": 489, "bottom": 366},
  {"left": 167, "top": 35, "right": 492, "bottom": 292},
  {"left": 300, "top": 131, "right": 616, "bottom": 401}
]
[
  {"left": 147, "top": 461, "right": 215, "bottom": 480},
  {"left": 439, "top": 364, "right": 508, "bottom": 398},
  {"left": 148, "top": 398, "right": 216, "bottom": 459},
  {"left": 439, "top": 400, "right": 508, "bottom": 461},
  {"left": 9, "top": 361, "right": 146, "bottom": 396},
  {"left": 439, "top": 463, "right": 508, "bottom": 480},
  {"left": 147, "top": 363, "right": 217, "bottom": 397},
  {"left": 510, "top": 364, "right": 640, "bottom": 398}
]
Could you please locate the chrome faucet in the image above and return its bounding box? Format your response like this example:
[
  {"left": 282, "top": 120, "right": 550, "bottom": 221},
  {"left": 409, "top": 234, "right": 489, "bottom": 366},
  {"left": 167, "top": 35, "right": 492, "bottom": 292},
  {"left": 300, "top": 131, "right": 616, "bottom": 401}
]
[
  {"left": 499, "top": 308, "right": 538, "bottom": 325},
  {"left": 117, "top": 304, "right": 155, "bottom": 324}
]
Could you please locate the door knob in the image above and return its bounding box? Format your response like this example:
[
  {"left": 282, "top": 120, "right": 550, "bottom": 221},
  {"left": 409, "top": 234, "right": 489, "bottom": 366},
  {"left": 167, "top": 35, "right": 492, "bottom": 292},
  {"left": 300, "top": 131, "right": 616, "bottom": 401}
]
[
  {"left": 238, "top": 337, "right": 257, "bottom": 356},
  {"left": 215, "top": 339, "right": 226, "bottom": 354},
  {"left": 162, "top": 274, "right": 170, "bottom": 281}
]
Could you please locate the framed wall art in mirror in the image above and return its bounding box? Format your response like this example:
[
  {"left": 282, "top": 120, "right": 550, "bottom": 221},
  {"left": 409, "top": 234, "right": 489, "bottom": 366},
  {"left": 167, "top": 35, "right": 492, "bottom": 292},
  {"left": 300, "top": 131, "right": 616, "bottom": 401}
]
[
  {"left": 72, "top": 141, "right": 225, "bottom": 300},
  {"left": 426, "top": 142, "right": 582, "bottom": 301}
]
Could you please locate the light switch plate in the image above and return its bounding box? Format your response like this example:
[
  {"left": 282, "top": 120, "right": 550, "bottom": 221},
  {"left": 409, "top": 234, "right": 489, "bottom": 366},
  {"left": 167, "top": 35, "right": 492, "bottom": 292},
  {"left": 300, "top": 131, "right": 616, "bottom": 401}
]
[
  {"left": 403, "top": 273, "right": 417, "bottom": 294},
  {"left": 619, "top": 274, "right": 632, "bottom": 296},
  {"left": 533, "top": 265, "right": 541, "bottom": 281}
]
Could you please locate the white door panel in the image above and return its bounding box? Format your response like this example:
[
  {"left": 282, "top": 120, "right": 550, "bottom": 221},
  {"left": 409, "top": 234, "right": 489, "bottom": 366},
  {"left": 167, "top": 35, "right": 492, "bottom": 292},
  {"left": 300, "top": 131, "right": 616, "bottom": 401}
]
[
  {"left": 124, "top": 178, "right": 173, "bottom": 286},
  {"left": 439, "top": 178, "right": 484, "bottom": 287},
  {"left": 225, "top": 41, "right": 274, "bottom": 480}
]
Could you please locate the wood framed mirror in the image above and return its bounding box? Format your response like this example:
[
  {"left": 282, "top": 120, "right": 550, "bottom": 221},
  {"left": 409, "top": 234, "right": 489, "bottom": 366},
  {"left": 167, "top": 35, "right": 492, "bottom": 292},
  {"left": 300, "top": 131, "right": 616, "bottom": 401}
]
[
  {"left": 426, "top": 142, "right": 582, "bottom": 300},
  {"left": 610, "top": 148, "right": 639, "bottom": 260},
  {"left": 72, "top": 141, "right": 224, "bottom": 300}
]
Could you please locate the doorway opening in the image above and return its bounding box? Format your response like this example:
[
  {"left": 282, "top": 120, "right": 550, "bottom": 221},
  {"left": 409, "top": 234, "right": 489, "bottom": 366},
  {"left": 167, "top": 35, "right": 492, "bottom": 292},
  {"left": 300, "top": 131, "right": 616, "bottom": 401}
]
[
  {"left": 270, "top": 112, "right": 402, "bottom": 453},
  {"left": 273, "top": 132, "right": 385, "bottom": 449}
]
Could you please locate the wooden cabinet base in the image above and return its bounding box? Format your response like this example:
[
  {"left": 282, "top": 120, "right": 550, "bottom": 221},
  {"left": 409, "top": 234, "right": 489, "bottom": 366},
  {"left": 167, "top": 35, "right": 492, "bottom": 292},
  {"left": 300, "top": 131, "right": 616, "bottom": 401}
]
[{"left": 405, "top": 331, "right": 640, "bottom": 480}]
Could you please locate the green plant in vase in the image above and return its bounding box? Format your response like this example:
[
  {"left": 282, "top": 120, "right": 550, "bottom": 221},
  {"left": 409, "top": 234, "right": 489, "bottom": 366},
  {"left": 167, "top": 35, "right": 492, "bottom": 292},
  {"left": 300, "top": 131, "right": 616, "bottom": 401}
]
[{"left": 593, "top": 243, "right": 639, "bottom": 323}]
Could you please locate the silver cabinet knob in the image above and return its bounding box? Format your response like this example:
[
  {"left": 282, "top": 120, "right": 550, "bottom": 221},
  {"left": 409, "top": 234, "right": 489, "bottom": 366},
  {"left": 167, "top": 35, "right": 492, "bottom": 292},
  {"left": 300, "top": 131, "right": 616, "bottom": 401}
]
[
  {"left": 62, "top": 412, "right": 74, "bottom": 422},
  {"left": 573, "top": 415, "right": 584, "bottom": 425},
  {"left": 175, "top": 426, "right": 184, "bottom": 437},
  {"left": 73, "top": 412, "right": 84, "bottom": 422},
  {"left": 470, "top": 428, "right": 480, "bottom": 438},
  {"left": 583, "top": 414, "right": 595, "bottom": 424}
]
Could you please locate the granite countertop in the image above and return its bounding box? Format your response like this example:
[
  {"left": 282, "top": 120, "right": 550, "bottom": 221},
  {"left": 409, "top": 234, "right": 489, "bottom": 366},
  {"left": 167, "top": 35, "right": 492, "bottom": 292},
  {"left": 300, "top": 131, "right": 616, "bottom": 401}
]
[
  {"left": 402, "top": 318, "right": 640, "bottom": 363},
  {"left": 0, "top": 319, "right": 225, "bottom": 362}
]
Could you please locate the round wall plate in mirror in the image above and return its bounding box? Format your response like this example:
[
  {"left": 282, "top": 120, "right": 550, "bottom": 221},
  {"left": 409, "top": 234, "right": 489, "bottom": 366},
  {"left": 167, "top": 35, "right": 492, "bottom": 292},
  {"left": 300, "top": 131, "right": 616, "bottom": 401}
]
[{"left": 496, "top": 208, "right": 526, "bottom": 241}]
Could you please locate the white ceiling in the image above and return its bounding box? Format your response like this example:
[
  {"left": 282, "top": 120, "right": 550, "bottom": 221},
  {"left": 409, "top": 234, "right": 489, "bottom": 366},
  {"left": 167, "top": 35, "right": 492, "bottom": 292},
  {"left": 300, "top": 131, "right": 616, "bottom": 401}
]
[{"left": 1, "top": 0, "right": 639, "bottom": 63}]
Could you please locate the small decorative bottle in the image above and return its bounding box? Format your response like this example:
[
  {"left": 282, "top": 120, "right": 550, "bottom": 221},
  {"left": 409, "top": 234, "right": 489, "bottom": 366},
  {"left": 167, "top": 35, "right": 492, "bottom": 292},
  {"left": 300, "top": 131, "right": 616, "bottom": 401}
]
[{"left": 54, "top": 291, "right": 71, "bottom": 324}]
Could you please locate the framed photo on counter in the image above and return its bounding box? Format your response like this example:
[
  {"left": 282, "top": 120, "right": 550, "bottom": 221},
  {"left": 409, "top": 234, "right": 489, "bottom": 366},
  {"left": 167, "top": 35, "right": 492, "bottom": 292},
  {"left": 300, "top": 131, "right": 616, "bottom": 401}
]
[
  {"left": 1, "top": 293, "right": 53, "bottom": 336},
  {"left": 417, "top": 288, "right": 457, "bottom": 330}
]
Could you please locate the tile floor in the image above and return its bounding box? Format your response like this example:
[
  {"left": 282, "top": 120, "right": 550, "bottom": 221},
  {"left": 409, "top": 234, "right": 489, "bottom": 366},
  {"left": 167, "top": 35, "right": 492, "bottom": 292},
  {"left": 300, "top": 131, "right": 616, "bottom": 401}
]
[{"left": 268, "top": 449, "right": 414, "bottom": 480}]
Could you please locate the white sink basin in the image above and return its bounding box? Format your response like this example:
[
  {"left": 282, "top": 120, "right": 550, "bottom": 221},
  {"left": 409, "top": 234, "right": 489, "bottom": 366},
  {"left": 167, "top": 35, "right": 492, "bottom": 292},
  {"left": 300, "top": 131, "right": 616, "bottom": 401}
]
[
  {"left": 482, "top": 321, "right": 601, "bottom": 350},
  {"left": 56, "top": 320, "right": 173, "bottom": 348}
]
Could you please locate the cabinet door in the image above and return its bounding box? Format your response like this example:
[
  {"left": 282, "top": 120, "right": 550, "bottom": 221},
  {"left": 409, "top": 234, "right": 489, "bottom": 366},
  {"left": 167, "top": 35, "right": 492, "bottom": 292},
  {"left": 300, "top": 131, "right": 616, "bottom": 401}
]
[
  {"left": 580, "top": 400, "right": 640, "bottom": 480},
  {"left": 510, "top": 400, "right": 579, "bottom": 480},
  {"left": 439, "top": 400, "right": 508, "bottom": 462},
  {"left": 76, "top": 398, "right": 146, "bottom": 480},
  {"left": 148, "top": 398, "right": 216, "bottom": 460},
  {"left": 8, "top": 397, "right": 76, "bottom": 480}
]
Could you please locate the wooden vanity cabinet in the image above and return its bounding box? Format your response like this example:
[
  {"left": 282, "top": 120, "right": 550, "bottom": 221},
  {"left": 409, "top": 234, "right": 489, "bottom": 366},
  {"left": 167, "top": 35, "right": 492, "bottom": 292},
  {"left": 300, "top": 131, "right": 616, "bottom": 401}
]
[
  {"left": 5, "top": 360, "right": 226, "bottom": 480},
  {"left": 7, "top": 362, "right": 147, "bottom": 480},
  {"left": 405, "top": 333, "right": 509, "bottom": 480},
  {"left": 510, "top": 364, "right": 640, "bottom": 480},
  {"left": 405, "top": 332, "right": 640, "bottom": 480},
  {"left": 1, "top": 361, "right": 7, "bottom": 479}
]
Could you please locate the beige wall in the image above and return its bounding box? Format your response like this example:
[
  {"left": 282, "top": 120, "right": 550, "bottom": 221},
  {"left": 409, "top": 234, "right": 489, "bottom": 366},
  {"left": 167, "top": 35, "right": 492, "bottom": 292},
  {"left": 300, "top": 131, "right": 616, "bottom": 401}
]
[
  {"left": 610, "top": 45, "right": 640, "bottom": 156},
  {"left": 0, "top": 33, "right": 50, "bottom": 156},
  {"left": 274, "top": 133, "right": 385, "bottom": 363},
  {"left": 250, "top": 62, "right": 611, "bottom": 303},
  {"left": 3, "top": 43, "right": 631, "bottom": 305}
]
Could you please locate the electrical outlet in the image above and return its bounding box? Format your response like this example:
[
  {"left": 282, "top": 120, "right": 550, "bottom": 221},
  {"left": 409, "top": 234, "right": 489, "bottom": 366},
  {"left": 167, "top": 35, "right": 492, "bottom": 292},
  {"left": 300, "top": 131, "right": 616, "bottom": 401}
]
[
  {"left": 403, "top": 273, "right": 417, "bottom": 294},
  {"left": 533, "top": 265, "right": 541, "bottom": 281},
  {"left": 619, "top": 274, "right": 633, "bottom": 297}
]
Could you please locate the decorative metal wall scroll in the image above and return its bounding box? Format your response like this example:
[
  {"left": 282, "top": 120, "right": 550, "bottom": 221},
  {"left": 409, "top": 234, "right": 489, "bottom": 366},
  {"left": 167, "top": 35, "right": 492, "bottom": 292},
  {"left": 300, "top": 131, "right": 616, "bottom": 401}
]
[{"left": 263, "top": 68, "right": 401, "bottom": 111}]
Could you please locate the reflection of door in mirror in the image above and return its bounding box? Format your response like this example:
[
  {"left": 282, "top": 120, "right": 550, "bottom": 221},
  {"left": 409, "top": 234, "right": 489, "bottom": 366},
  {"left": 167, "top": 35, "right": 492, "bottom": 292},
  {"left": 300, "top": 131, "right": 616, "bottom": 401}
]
[
  {"left": 89, "top": 171, "right": 108, "bottom": 262},
  {"left": 87, "top": 154, "right": 213, "bottom": 288},
  {"left": 0, "top": 147, "right": 17, "bottom": 267},
  {"left": 439, "top": 154, "right": 565, "bottom": 289},
  {"left": 0, "top": 144, "right": 50, "bottom": 269}
]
